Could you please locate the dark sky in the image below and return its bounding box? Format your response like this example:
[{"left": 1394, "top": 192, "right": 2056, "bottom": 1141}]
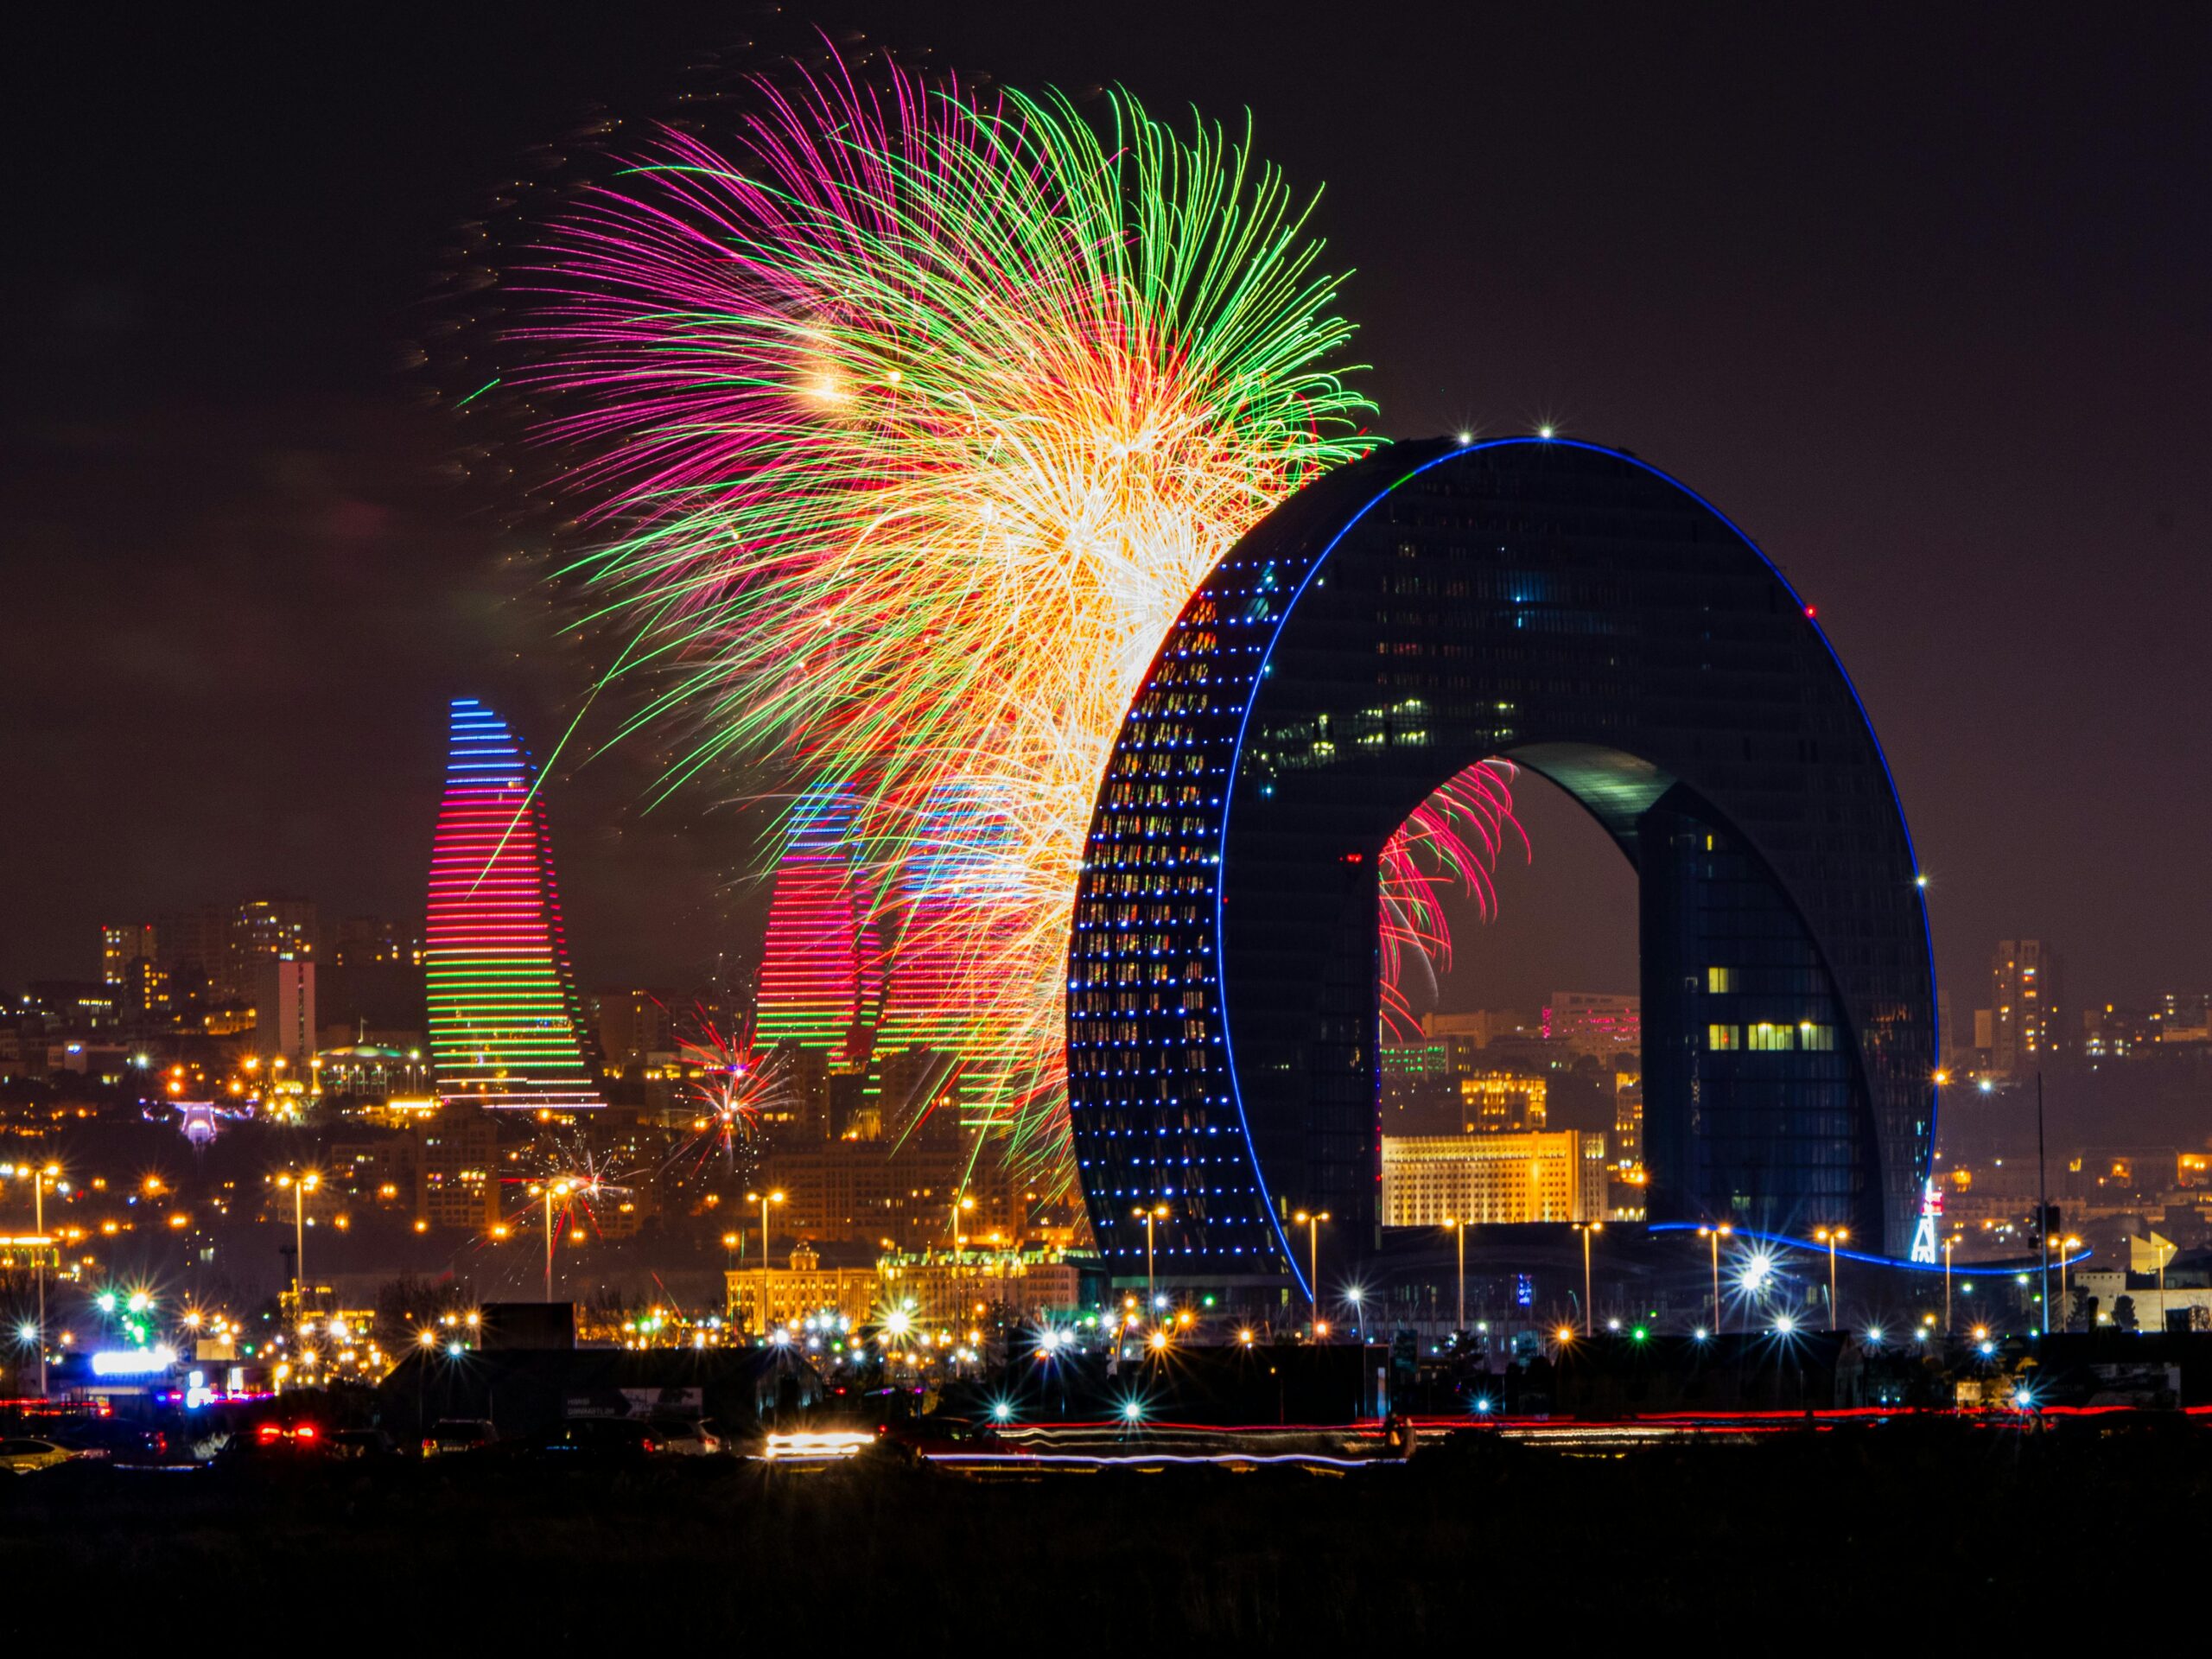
[{"left": 6, "top": 3, "right": 2208, "bottom": 1020}]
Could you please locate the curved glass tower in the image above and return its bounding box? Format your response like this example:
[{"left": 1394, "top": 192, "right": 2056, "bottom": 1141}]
[
  {"left": 424, "top": 698, "right": 603, "bottom": 1111},
  {"left": 1066, "top": 439, "right": 1936, "bottom": 1286}
]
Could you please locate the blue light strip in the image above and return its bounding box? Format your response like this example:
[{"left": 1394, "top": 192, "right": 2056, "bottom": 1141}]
[
  {"left": 1212, "top": 436, "right": 1940, "bottom": 1285},
  {"left": 1646, "top": 1220, "right": 2089, "bottom": 1275}
]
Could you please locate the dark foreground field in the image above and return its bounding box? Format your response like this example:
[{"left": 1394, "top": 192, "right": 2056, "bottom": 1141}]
[{"left": 5, "top": 1421, "right": 2202, "bottom": 1635}]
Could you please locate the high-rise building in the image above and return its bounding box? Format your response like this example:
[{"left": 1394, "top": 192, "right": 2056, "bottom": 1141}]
[
  {"left": 1070, "top": 438, "right": 1936, "bottom": 1274},
  {"left": 870, "top": 783, "right": 1030, "bottom": 1130},
  {"left": 1612, "top": 1071, "right": 1644, "bottom": 1170},
  {"left": 754, "top": 790, "right": 881, "bottom": 1066},
  {"left": 328, "top": 915, "right": 417, "bottom": 966},
  {"left": 255, "top": 955, "right": 317, "bottom": 1069},
  {"left": 778, "top": 1040, "right": 835, "bottom": 1139},
  {"left": 99, "top": 923, "right": 156, "bottom": 988},
  {"left": 1991, "top": 940, "right": 2063, "bottom": 1075},
  {"left": 594, "top": 988, "right": 675, "bottom": 1077},
  {"left": 417, "top": 1109, "right": 502, "bottom": 1230},
  {"left": 1379, "top": 1130, "right": 1609, "bottom": 1225},
  {"left": 423, "top": 698, "right": 603, "bottom": 1112},
  {"left": 156, "top": 905, "right": 230, "bottom": 1004},
  {"left": 231, "top": 899, "right": 317, "bottom": 1006},
  {"left": 101, "top": 925, "right": 170, "bottom": 1020}
]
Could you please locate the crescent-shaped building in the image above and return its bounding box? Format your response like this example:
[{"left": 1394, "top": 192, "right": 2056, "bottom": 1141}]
[{"left": 1067, "top": 438, "right": 1937, "bottom": 1291}]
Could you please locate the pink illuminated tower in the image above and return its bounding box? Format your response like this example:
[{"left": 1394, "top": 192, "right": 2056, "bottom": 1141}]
[{"left": 423, "top": 698, "right": 602, "bottom": 1110}]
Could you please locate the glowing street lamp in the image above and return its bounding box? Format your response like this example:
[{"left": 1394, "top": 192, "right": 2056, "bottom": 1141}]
[
  {"left": 1132, "top": 1204, "right": 1169, "bottom": 1320},
  {"left": 1813, "top": 1225, "right": 1849, "bottom": 1331},
  {"left": 276, "top": 1171, "right": 321, "bottom": 1312},
  {"left": 1293, "top": 1211, "right": 1330, "bottom": 1340},
  {"left": 1443, "top": 1215, "right": 1468, "bottom": 1334},
  {"left": 1572, "top": 1220, "right": 1604, "bottom": 1336},
  {"left": 1697, "top": 1223, "right": 1733, "bottom": 1335},
  {"left": 14, "top": 1161, "right": 61, "bottom": 1396},
  {"left": 746, "top": 1189, "right": 785, "bottom": 1336},
  {"left": 534, "top": 1179, "right": 576, "bottom": 1302}
]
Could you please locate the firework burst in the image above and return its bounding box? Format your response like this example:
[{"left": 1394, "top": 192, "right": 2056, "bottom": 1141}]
[
  {"left": 494, "top": 54, "right": 1513, "bottom": 1186},
  {"left": 668, "top": 1004, "right": 787, "bottom": 1183}
]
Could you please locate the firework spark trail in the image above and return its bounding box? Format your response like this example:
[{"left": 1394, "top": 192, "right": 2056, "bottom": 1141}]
[
  {"left": 504, "top": 56, "right": 1517, "bottom": 1187},
  {"left": 664, "top": 1003, "right": 787, "bottom": 1183},
  {"left": 1379, "top": 760, "right": 1530, "bottom": 1038}
]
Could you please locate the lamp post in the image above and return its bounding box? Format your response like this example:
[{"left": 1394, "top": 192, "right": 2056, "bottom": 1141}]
[
  {"left": 1814, "top": 1226, "right": 1849, "bottom": 1332},
  {"left": 1293, "top": 1211, "right": 1330, "bottom": 1339},
  {"left": 1132, "top": 1205, "right": 1168, "bottom": 1321},
  {"left": 1573, "top": 1221, "right": 1603, "bottom": 1336},
  {"left": 2057, "top": 1235, "right": 2082, "bottom": 1322},
  {"left": 1444, "top": 1216, "right": 1467, "bottom": 1335},
  {"left": 22, "top": 1164, "right": 59, "bottom": 1397},
  {"left": 1942, "top": 1235, "right": 1955, "bottom": 1334},
  {"left": 2036, "top": 1070, "right": 2051, "bottom": 1338},
  {"left": 277, "top": 1171, "right": 321, "bottom": 1313},
  {"left": 1698, "top": 1223, "right": 1733, "bottom": 1336},
  {"left": 542, "top": 1179, "right": 575, "bottom": 1303},
  {"left": 746, "top": 1189, "right": 785, "bottom": 1337}
]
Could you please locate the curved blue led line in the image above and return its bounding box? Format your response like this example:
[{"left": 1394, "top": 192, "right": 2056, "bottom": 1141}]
[
  {"left": 1646, "top": 1220, "right": 2088, "bottom": 1275},
  {"left": 1211, "top": 435, "right": 1940, "bottom": 1290}
]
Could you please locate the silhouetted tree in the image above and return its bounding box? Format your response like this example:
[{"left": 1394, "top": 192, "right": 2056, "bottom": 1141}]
[{"left": 2069, "top": 1287, "right": 2098, "bottom": 1331}]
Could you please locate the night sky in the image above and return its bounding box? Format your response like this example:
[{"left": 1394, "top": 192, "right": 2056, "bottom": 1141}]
[{"left": 8, "top": 3, "right": 2208, "bottom": 1020}]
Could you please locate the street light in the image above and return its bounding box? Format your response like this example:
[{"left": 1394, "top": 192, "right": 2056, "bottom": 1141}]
[
  {"left": 1132, "top": 1205, "right": 1169, "bottom": 1320},
  {"left": 1697, "top": 1223, "right": 1733, "bottom": 1335},
  {"left": 1572, "top": 1221, "right": 1604, "bottom": 1336},
  {"left": 2058, "top": 1235, "right": 2083, "bottom": 1319},
  {"left": 13, "top": 1162, "right": 61, "bottom": 1397},
  {"left": 1443, "top": 1215, "right": 1467, "bottom": 1334},
  {"left": 1292, "top": 1211, "right": 1330, "bottom": 1340},
  {"left": 541, "top": 1179, "right": 574, "bottom": 1303},
  {"left": 1943, "top": 1235, "right": 1955, "bottom": 1334},
  {"left": 746, "top": 1189, "right": 785, "bottom": 1337},
  {"left": 276, "top": 1171, "right": 321, "bottom": 1313},
  {"left": 1813, "top": 1225, "right": 1849, "bottom": 1331}
]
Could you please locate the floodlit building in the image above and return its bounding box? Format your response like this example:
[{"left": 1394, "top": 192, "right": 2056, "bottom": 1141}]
[
  {"left": 423, "top": 699, "right": 603, "bottom": 1112},
  {"left": 726, "top": 1243, "right": 881, "bottom": 1333},
  {"left": 1990, "top": 940, "right": 2063, "bottom": 1075},
  {"left": 254, "top": 955, "right": 317, "bottom": 1071},
  {"left": 1380, "top": 1130, "right": 1609, "bottom": 1225}
]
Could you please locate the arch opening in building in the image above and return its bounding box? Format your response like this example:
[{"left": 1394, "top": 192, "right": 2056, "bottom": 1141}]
[{"left": 1066, "top": 438, "right": 1937, "bottom": 1293}]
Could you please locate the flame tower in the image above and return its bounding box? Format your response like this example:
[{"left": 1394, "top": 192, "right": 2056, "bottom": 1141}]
[
  {"left": 754, "top": 790, "right": 880, "bottom": 1067},
  {"left": 424, "top": 698, "right": 602, "bottom": 1110}
]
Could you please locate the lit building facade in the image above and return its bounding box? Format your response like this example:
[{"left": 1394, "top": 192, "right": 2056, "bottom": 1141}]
[
  {"left": 1542, "top": 992, "right": 1641, "bottom": 1057},
  {"left": 423, "top": 698, "right": 603, "bottom": 1111},
  {"left": 254, "top": 955, "right": 317, "bottom": 1070},
  {"left": 727, "top": 1245, "right": 880, "bottom": 1332},
  {"left": 1459, "top": 1071, "right": 1547, "bottom": 1132},
  {"left": 1379, "top": 1130, "right": 1608, "bottom": 1225},
  {"left": 1990, "top": 939, "right": 2062, "bottom": 1075},
  {"left": 753, "top": 790, "right": 881, "bottom": 1065},
  {"left": 1067, "top": 438, "right": 1937, "bottom": 1285}
]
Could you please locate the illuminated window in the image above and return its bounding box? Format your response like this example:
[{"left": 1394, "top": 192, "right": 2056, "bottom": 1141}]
[
  {"left": 1707, "top": 967, "right": 1732, "bottom": 994},
  {"left": 1707, "top": 1024, "right": 1740, "bottom": 1052},
  {"left": 1747, "top": 1023, "right": 1794, "bottom": 1052}
]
